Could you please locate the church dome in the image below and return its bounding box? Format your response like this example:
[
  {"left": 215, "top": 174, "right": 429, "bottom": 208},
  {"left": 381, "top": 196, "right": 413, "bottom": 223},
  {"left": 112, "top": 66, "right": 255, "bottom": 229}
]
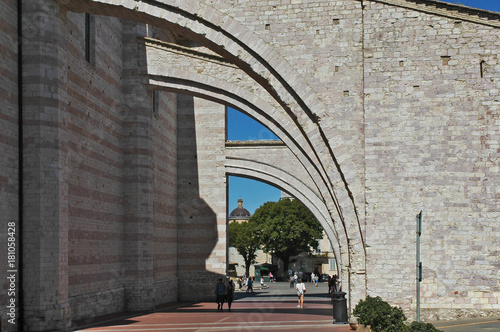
[{"left": 229, "top": 198, "right": 251, "bottom": 220}]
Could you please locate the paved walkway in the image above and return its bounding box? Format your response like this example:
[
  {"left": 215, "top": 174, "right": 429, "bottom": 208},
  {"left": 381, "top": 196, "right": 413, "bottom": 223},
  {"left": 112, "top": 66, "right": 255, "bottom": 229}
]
[
  {"left": 73, "top": 281, "right": 350, "bottom": 331},
  {"left": 72, "top": 282, "right": 500, "bottom": 332},
  {"left": 433, "top": 316, "right": 500, "bottom": 332}
]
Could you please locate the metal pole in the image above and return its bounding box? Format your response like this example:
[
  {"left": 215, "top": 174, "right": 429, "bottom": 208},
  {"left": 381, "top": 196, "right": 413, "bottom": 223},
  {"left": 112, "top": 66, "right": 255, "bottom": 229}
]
[{"left": 416, "top": 211, "right": 422, "bottom": 322}]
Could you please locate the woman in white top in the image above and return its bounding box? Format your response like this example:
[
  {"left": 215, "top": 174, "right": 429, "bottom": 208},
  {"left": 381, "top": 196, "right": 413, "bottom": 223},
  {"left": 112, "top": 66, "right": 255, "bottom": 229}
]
[{"left": 296, "top": 278, "right": 306, "bottom": 308}]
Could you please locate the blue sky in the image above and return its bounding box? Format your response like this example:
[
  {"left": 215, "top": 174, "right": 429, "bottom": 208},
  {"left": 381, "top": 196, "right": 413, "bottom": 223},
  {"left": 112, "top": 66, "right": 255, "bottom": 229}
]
[
  {"left": 227, "top": 109, "right": 282, "bottom": 214},
  {"left": 443, "top": 1, "right": 500, "bottom": 11},
  {"left": 227, "top": 0, "right": 499, "bottom": 215}
]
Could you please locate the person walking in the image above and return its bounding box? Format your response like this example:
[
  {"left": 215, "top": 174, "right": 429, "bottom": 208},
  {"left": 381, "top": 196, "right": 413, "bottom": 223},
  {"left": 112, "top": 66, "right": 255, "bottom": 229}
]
[
  {"left": 296, "top": 278, "right": 306, "bottom": 308},
  {"left": 327, "top": 275, "right": 332, "bottom": 295},
  {"left": 226, "top": 279, "right": 235, "bottom": 311},
  {"left": 246, "top": 276, "right": 254, "bottom": 293},
  {"left": 215, "top": 278, "right": 226, "bottom": 311},
  {"left": 331, "top": 274, "right": 338, "bottom": 293},
  {"left": 237, "top": 277, "right": 243, "bottom": 290}
]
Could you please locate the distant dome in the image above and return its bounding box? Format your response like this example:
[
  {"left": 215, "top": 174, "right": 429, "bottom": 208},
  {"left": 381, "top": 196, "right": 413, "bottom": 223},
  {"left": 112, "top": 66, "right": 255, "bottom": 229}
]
[{"left": 229, "top": 198, "right": 251, "bottom": 220}]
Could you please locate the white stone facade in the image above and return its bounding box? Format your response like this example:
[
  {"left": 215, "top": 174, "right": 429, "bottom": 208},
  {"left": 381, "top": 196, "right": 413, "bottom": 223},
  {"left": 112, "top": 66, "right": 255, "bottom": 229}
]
[{"left": 0, "top": 0, "right": 498, "bottom": 330}]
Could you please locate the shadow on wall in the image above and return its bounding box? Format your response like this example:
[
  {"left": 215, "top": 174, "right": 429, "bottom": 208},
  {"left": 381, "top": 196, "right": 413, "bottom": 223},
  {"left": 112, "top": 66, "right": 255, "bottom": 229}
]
[{"left": 177, "top": 93, "right": 225, "bottom": 301}]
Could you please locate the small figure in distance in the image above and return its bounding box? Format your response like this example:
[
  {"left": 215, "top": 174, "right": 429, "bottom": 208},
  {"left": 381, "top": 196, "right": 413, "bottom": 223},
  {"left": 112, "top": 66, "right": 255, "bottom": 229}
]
[
  {"left": 246, "top": 276, "right": 254, "bottom": 293},
  {"left": 237, "top": 277, "right": 243, "bottom": 290},
  {"left": 296, "top": 278, "right": 306, "bottom": 308},
  {"left": 331, "top": 274, "right": 338, "bottom": 293},
  {"left": 260, "top": 277, "right": 269, "bottom": 289},
  {"left": 327, "top": 275, "right": 332, "bottom": 295},
  {"left": 226, "top": 279, "right": 235, "bottom": 311},
  {"left": 215, "top": 278, "right": 226, "bottom": 311}
]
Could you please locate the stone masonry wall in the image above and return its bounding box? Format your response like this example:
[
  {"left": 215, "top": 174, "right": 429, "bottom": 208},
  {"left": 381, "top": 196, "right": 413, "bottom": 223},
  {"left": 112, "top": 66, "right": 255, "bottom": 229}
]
[
  {"left": 190, "top": 0, "right": 499, "bottom": 319},
  {"left": 152, "top": 89, "right": 179, "bottom": 305},
  {"left": 65, "top": 13, "right": 180, "bottom": 318},
  {"left": 22, "top": 0, "right": 72, "bottom": 329},
  {"left": 177, "top": 96, "right": 227, "bottom": 301},
  {"left": 0, "top": 0, "right": 19, "bottom": 330},
  {"left": 214, "top": 0, "right": 368, "bottom": 235},
  {"left": 363, "top": 1, "right": 500, "bottom": 320},
  {"left": 64, "top": 12, "right": 127, "bottom": 322},
  {"left": 1, "top": 0, "right": 499, "bottom": 328},
  {"left": 211, "top": 0, "right": 500, "bottom": 320}
]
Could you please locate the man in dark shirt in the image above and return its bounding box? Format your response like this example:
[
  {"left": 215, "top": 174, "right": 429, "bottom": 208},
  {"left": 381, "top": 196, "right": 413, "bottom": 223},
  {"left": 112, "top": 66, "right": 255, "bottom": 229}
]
[{"left": 215, "top": 278, "right": 226, "bottom": 311}]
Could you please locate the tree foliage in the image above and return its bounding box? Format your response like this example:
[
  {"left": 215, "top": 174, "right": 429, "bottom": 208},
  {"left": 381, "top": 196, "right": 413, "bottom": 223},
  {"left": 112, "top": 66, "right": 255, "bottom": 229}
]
[
  {"left": 353, "top": 296, "right": 407, "bottom": 332},
  {"left": 352, "top": 296, "right": 442, "bottom": 332},
  {"left": 250, "top": 198, "right": 323, "bottom": 273},
  {"left": 228, "top": 220, "right": 260, "bottom": 277},
  {"left": 408, "top": 322, "right": 443, "bottom": 332}
]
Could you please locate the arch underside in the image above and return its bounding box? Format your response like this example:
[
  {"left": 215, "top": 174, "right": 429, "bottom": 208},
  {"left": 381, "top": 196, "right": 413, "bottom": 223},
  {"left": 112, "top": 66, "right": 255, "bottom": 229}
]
[
  {"left": 61, "top": 0, "right": 366, "bottom": 307},
  {"left": 225, "top": 154, "right": 345, "bottom": 274}
]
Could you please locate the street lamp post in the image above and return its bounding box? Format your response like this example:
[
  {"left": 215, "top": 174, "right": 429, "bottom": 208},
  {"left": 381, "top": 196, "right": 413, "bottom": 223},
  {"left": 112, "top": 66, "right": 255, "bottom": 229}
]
[{"left": 416, "top": 210, "right": 422, "bottom": 322}]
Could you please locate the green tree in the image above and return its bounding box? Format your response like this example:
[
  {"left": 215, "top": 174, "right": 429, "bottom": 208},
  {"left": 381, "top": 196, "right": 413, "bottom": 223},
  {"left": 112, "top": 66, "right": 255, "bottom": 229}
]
[
  {"left": 250, "top": 198, "right": 323, "bottom": 274},
  {"left": 228, "top": 220, "right": 261, "bottom": 277}
]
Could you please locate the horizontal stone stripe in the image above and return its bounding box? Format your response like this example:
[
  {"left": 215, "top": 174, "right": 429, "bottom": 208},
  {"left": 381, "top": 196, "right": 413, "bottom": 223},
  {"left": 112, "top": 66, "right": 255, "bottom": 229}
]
[
  {"left": 0, "top": 131, "right": 17, "bottom": 148},
  {"left": 154, "top": 265, "right": 179, "bottom": 275},
  {"left": 69, "top": 228, "right": 122, "bottom": 241},
  {"left": 69, "top": 183, "right": 123, "bottom": 204},
  {"left": 66, "top": 117, "right": 122, "bottom": 144},
  {"left": 68, "top": 253, "right": 123, "bottom": 265},
  {"left": 68, "top": 163, "right": 123, "bottom": 184},
  {"left": 69, "top": 271, "right": 125, "bottom": 286},
  {"left": 68, "top": 206, "right": 123, "bottom": 223}
]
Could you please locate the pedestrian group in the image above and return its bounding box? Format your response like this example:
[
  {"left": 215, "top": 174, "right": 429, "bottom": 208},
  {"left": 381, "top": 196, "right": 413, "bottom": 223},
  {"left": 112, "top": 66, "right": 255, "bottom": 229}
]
[{"left": 216, "top": 273, "right": 340, "bottom": 311}]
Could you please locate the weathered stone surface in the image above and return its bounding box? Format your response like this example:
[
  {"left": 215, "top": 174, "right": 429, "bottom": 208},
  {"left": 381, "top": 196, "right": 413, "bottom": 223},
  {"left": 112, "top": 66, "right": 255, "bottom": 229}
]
[
  {"left": 0, "top": 1, "right": 498, "bottom": 330},
  {"left": 0, "top": 0, "right": 19, "bottom": 329}
]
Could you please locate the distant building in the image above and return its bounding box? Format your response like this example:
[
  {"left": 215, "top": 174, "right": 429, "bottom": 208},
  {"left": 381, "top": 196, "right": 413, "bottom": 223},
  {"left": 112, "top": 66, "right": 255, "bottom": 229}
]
[
  {"left": 228, "top": 198, "right": 261, "bottom": 277},
  {"left": 228, "top": 195, "right": 338, "bottom": 281},
  {"left": 286, "top": 230, "right": 338, "bottom": 282},
  {"left": 278, "top": 192, "right": 338, "bottom": 281},
  {"left": 229, "top": 197, "right": 251, "bottom": 222}
]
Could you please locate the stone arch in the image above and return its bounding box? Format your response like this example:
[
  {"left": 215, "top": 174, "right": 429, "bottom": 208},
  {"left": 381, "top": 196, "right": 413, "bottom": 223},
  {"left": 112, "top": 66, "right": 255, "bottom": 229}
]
[
  {"left": 152, "top": 71, "right": 359, "bottom": 305},
  {"left": 61, "top": 0, "right": 366, "bottom": 306},
  {"left": 225, "top": 158, "right": 345, "bottom": 275}
]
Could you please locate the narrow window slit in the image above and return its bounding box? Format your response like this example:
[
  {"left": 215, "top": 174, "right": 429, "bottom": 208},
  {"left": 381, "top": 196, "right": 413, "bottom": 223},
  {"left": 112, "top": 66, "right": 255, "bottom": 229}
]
[
  {"left": 152, "top": 90, "right": 159, "bottom": 117},
  {"left": 85, "top": 13, "right": 96, "bottom": 64}
]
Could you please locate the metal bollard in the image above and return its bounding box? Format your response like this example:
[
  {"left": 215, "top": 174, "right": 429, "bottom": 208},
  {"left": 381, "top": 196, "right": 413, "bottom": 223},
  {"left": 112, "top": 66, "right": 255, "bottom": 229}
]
[{"left": 332, "top": 291, "right": 348, "bottom": 324}]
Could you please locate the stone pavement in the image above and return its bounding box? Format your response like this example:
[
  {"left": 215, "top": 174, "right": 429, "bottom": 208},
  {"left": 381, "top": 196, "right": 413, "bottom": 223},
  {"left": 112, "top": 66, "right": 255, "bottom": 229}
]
[
  {"left": 73, "top": 281, "right": 350, "bottom": 331},
  {"left": 432, "top": 316, "right": 500, "bottom": 332},
  {"left": 72, "top": 282, "right": 500, "bottom": 332}
]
